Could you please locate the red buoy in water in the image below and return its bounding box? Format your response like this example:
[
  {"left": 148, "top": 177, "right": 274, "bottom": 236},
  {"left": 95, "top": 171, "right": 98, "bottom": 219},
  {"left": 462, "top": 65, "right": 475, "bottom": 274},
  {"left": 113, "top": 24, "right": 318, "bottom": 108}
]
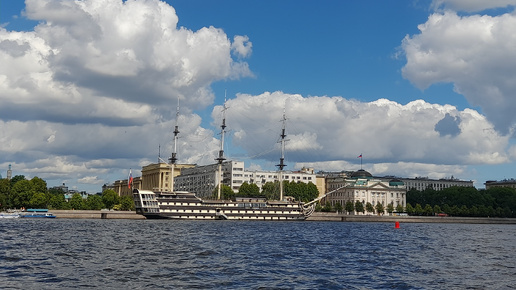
[{"left": 395, "top": 221, "right": 400, "bottom": 229}]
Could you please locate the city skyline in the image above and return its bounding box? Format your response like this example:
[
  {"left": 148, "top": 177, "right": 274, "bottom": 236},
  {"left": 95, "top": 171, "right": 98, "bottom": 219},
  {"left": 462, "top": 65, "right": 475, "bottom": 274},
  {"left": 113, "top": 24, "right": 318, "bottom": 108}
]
[{"left": 2, "top": 0, "right": 516, "bottom": 193}]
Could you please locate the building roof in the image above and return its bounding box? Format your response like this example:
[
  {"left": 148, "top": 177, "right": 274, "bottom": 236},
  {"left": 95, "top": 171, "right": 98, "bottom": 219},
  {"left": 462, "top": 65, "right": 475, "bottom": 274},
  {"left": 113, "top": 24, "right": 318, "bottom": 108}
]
[
  {"left": 389, "top": 179, "right": 405, "bottom": 186},
  {"left": 351, "top": 169, "right": 373, "bottom": 179}
]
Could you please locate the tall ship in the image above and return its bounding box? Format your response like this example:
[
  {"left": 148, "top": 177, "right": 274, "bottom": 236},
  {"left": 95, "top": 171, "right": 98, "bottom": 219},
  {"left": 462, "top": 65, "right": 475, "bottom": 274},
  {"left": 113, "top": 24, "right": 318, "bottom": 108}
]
[{"left": 133, "top": 101, "right": 329, "bottom": 220}]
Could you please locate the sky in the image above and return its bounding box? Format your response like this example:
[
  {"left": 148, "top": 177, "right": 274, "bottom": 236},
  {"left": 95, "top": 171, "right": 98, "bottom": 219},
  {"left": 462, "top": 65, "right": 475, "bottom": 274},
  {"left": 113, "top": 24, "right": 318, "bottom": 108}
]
[{"left": 2, "top": 0, "right": 516, "bottom": 193}]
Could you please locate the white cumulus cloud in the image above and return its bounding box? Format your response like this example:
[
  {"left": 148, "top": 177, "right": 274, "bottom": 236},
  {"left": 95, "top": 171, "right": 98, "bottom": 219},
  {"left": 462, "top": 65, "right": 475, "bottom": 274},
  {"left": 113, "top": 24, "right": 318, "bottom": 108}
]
[
  {"left": 431, "top": 0, "right": 516, "bottom": 12},
  {"left": 401, "top": 11, "right": 516, "bottom": 135},
  {"left": 221, "top": 92, "right": 510, "bottom": 179},
  {"left": 0, "top": 0, "right": 252, "bottom": 191}
]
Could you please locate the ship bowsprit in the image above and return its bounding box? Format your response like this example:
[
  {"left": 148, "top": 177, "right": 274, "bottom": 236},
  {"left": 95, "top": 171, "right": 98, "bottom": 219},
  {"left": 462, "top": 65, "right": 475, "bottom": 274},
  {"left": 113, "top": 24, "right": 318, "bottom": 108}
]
[{"left": 302, "top": 204, "right": 316, "bottom": 217}]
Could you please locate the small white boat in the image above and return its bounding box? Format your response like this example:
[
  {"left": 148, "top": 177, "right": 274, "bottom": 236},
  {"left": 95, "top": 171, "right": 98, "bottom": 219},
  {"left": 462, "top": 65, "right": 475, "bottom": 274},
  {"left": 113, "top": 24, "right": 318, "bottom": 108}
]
[
  {"left": 19, "top": 209, "right": 56, "bottom": 218},
  {"left": 0, "top": 212, "right": 20, "bottom": 219}
]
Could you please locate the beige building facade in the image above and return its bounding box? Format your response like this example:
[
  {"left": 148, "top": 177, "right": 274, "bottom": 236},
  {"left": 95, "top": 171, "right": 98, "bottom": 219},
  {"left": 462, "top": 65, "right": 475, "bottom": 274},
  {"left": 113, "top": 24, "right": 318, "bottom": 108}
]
[{"left": 109, "top": 163, "right": 194, "bottom": 196}]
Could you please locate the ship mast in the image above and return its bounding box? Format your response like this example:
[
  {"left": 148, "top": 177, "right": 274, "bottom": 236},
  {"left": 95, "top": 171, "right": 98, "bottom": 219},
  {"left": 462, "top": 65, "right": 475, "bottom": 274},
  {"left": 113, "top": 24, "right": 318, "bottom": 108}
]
[
  {"left": 215, "top": 93, "right": 228, "bottom": 199},
  {"left": 168, "top": 97, "right": 180, "bottom": 192},
  {"left": 276, "top": 109, "right": 287, "bottom": 201}
]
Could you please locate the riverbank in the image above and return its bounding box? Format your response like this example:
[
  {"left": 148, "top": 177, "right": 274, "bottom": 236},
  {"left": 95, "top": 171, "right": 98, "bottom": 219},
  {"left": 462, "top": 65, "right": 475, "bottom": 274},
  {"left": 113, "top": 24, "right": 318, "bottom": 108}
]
[
  {"left": 51, "top": 210, "right": 145, "bottom": 219},
  {"left": 307, "top": 212, "right": 516, "bottom": 224},
  {"left": 46, "top": 210, "right": 516, "bottom": 223}
]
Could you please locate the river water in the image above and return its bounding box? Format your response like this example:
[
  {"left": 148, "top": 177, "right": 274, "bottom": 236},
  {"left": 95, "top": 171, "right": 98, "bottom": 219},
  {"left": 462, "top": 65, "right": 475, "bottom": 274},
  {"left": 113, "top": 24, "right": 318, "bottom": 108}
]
[{"left": 0, "top": 219, "right": 515, "bottom": 289}]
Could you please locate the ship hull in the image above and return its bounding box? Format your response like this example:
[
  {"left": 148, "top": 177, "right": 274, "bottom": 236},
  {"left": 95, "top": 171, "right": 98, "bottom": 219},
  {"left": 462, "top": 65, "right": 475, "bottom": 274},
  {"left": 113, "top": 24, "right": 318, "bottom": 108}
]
[
  {"left": 134, "top": 189, "right": 310, "bottom": 221},
  {"left": 142, "top": 212, "right": 306, "bottom": 221}
]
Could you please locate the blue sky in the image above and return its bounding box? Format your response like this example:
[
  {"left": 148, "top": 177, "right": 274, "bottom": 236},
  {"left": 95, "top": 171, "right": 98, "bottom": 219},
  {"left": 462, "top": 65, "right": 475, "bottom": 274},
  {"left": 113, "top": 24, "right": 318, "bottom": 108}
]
[
  {"left": 174, "top": 1, "right": 466, "bottom": 108},
  {"left": 1, "top": 0, "right": 516, "bottom": 192}
]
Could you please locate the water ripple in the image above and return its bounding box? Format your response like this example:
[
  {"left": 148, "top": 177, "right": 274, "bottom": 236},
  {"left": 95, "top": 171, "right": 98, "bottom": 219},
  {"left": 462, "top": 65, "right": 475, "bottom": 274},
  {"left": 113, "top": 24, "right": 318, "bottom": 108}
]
[{"left": 0, "top": 219, "right": 515, "bottom": 289}]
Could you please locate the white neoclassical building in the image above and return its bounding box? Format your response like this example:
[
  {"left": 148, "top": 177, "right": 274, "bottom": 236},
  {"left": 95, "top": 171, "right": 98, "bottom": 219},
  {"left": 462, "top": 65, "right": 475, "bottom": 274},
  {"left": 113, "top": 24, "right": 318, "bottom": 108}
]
[
  {"left": 325, "top": 169, "right": 406, "bottom": 215},
  {"left": 174, "top": 160, "right": 317, "bottom": 198},
  {"left": 401, "top": 177, "right": 473, "bottom": 191}
]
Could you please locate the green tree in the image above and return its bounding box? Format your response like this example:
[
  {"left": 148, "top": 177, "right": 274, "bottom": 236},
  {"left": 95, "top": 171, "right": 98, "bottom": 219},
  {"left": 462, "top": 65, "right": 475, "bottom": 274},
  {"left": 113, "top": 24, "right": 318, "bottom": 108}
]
[
  {"left": 11, "top": 179, "right": 33, "bottom": 208},
  {"left": 28, "top": 177, "right": 48, "bottom": 209},
  {"left": 322, "top": 201, "right": 332, "bottom": 212},
  {"left": 118, "top": 195, "right": 135, "bottom": 211},
  {"left": 102, "top": 189, "right": 120, "bottom": 209},
  {"left": 375, "top": 202, "right": 384, "bottom": 215},
  {"left": 487, "top": 187, "right": 516, "bottom": 217},
  {"left": 405, "top": 203, "right": 414, "bottom": 215},
  {"left": 450, "top": 205, "right": 460, "bottom": 216},
  {"left": 406, "top": 188, "right": 424, "bottom": 207},
  {"left": 345, "top": 201, "right": 354, "bottom": 214},
  {"left": 470, "top": 205, "right": 479, "bottom": 217},
  {"left": 283, "top": 181, "right": 318, "bottom": 202},
  {"left": 10, "top": 175, "right": 25, "bottom": 188},
  {"left": 261, "top": 182, "right": 278, "bottom": 200},
  {"left": 249, "top": 183, "right": 261, "bottom": 197},
  {"left": 0, "top": 178, "right": 10, "bottom": 195},
  {"left": 0, "top": 179, "right": 10, "bottom": 209},
  {"left": 30, "top": 177, "right": 47, "bottom": 194},
  {"left": 423, "top": 204, "right": 433, "bottom": 216},
  {"left": 85, "top": 194, "right": 104, "bottom": 210},
  {"left": 442, "top": 204, "right": 451, "bottom": 215},
  {"left": 238, "top": 182, "right": 260, "bottom": 197},
  {"left": 502, "top": 207, "right": 512, "bottom": 218},
  {"left": 477, "top": 205, "right": 488, "bottom": 217},
  {"left": 355, "top": 200, "right": 365, "bottom": 214},
  {"left": 238, "top": 182, "right": 251, "bottom": 197},
  {"left": 414, "top": 203, "right": 423, "bottom": 216},
  {"left": 365, "top": 202, "right": 375, "bottom": 215},
  {"left": 48, "top": 193, "right": 68, "bottom": 209},
  {"left": 334, "top": 202, "right": 343, "bottom": 213},
  {"left": 212, "top": 184, "right": 235, "bottom": 200},
  {"left": 486, "top": 206, "right": 495, "bottom": 217},
  {"left": 29, "top": 192, "right": 47, "bottom": 208},
  {"left": 386, "top": 203, "right": 394, "bottom": 215},
  {"left": 70, "top": 193, "right": 84, "bottom": 210},
  {"left": 395, "top": 203, "right": 404, "bottom": 213},
  {"left": 459, "top": 205, "right": 469, "bottom": 216},
  {"left": 303, "top": 182, "right": 319, "bottom": 202}
]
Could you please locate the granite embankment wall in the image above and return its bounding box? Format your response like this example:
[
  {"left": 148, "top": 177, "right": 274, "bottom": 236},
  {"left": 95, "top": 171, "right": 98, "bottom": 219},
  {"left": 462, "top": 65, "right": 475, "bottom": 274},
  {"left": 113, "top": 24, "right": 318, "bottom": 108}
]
[
  {"left": 52, "top": 210, "right": 145, "bottom": 219},
  {"left": 50, "top": 210, "right": 516, "bottom": 223},
  {"left": 307, "top": 212, "right": 516, "bottom": 224}
]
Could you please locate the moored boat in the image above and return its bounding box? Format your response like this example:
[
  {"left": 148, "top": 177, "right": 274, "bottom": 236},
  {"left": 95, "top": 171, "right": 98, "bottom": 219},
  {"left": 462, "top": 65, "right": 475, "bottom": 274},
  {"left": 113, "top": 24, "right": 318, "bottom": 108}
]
[
  {"left": 0, "top": 212, "right": 20, "bottom": 219},
  {"left": 19, "top": 209, "right": 56, "bottom": 218},
  {"left": 134, "top": 190, "right": 314, "bottom": 220},
  {"left": 133, "top": 101, "right": 321, "bottom": 220}
]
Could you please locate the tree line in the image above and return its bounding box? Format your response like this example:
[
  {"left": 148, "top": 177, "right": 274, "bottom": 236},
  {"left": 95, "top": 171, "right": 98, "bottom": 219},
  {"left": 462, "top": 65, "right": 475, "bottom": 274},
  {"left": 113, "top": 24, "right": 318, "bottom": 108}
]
[
  {"left": 314, "top": 185, "right": 516, "bottom": 218},
  {"left": 213, "top": 180, "right": 319, "bottom": 202},
  {"left": 0, "top": 175, "right": 134, "bottom": 211},
  {"left": 318, "top": 200, "right": 405, "bottom": 215},
  {"left": 406, "top": 186, "right": 516, "bottom": 218}
]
